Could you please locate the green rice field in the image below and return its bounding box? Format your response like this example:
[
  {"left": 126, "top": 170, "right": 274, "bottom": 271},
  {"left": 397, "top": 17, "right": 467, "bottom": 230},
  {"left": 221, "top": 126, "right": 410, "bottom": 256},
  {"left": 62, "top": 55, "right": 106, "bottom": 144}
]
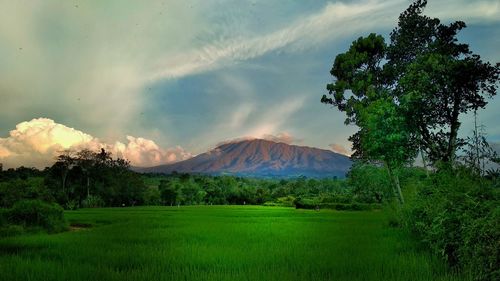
[{"left": 0, "top": 206, "right": 469, "bottom": 281}]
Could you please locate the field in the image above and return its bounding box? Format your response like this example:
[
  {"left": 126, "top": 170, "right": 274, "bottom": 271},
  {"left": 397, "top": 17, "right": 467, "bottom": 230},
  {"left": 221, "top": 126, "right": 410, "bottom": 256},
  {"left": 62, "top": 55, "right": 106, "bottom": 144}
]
[{"left": 0, "top": 206, "right": 469, "bottom": 281}]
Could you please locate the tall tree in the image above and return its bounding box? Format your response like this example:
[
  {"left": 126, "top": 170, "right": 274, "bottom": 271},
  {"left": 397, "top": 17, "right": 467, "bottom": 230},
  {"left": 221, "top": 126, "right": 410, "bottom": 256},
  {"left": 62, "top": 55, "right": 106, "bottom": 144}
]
[
  {"left": 55, "top": 150, "right": 76, "bottom": 195},
  {"left": 322, "top": 0, "right": 499, "bottom": 170},
  {"left": 388, "top": 0, "right": 499, "bottom": 163},
  {"left": 321, "top": 33, "right": 414, "bottom": 203},
  {"left": 321, "top": 33, "right": 390, "bottom": 159},
  {"left": 358, "top": 98, "right": 414, "bottom": 203}
]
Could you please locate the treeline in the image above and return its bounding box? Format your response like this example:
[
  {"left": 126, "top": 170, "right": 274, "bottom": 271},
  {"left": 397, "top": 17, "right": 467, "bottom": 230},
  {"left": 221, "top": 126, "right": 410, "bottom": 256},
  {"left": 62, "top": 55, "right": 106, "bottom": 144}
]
[
  {"left": 0, "top": 149, "right": 146, "bottom": 236},
  {"left": 0, "top": 149, "right": 146, "bottom": 209},
  {"left": 143, "top": 173, "right": 355, "bottom": 207}
]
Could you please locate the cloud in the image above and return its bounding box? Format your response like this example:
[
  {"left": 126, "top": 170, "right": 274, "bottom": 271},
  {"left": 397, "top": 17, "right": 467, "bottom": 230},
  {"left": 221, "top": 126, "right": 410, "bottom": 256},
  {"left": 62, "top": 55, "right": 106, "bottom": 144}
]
[
  {"left": 0, "top": 118, "right": 191, "bottom": 168},
  {"left": 329, "top": 143, "right": 349, "bottom": 156},
  {"left": 247, "top": 96, "right": 306, "bottom": 137},
  {"left": 214, "top": 132, "right": 299, "bottom": 148},
  {"left": 215, "top": 136, "right": 257, "bottom": 147},
  {"left": 262, "top": 132, "right": 298, "bottom": 144},
  {"left": 148, "top": 0, "right": 500, "bottom": 81},
  {"left": 148, "top": 0, "right": 400, "bottom": 80}
]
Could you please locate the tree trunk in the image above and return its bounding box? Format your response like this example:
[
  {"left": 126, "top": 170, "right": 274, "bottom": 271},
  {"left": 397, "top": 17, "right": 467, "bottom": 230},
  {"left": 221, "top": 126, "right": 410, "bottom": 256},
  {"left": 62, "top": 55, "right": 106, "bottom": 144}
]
[
  {"left": 420, "top": 147, "right": 430, "bottom": 178},
  {"left": 447, "top": 97, "right": 461, "bottom": 163},
  {"left": 386, "top": 163, "right": 404, "bottom": 204},
  {"left": 62, "top": 170, "right": 67, "bottom": 194},
  {"left": 86, "top": 176, "right": 90, "bottom": 197}
]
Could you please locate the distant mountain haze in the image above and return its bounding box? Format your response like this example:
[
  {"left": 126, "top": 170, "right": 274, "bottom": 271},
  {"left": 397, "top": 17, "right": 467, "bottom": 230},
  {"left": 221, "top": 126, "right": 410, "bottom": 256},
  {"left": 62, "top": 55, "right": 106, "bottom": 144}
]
[{"left": 137, "top": 139, "right": 352, "bottom": 178}]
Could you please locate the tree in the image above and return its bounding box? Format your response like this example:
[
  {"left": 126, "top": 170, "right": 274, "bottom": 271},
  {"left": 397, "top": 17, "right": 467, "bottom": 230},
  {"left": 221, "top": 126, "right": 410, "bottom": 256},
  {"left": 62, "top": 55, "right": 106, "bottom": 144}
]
[
  {"left": 322, "top": 33, "right": 389, "bottom": 159},
  {"left": 322, "top": 0, "right": 499, "bottom": 170},
  {"left": 159, "top": 179, "right": 179, "bottom": 206},
  {"left": 54, "top": 150, "right": 76, "bottom": 195},
  {"left": 388, "top": 0, "right": 499, "bottom": 163},
  {"left": 75, "top": 149, "right": 96, "bottom": 197},
  {"left": 320, "top": 33, "right": 414, "bottom": 203},
  {"left": 358, "top": 98, "right": 415, "bottom": 203}
]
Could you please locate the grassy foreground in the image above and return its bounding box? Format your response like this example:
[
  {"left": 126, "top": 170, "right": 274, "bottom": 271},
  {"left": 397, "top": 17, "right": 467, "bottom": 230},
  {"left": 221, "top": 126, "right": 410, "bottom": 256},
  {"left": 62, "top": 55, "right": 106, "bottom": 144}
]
[{"left": 0, "top": 206, "right": 468, "bottom": 281}]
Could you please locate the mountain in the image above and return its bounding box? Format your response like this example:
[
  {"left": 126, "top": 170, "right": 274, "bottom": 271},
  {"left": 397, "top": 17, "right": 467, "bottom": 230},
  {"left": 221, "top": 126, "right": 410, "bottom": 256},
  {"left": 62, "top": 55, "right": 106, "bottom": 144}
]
[{"left": 137, "top": 139, "right": 352, "bottom": 178}]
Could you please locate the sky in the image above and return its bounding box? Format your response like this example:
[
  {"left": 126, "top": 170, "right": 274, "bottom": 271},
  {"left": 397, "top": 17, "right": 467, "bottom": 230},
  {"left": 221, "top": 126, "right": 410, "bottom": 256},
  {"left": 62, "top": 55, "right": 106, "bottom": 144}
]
[{"left": 0, "top": 0, "right": 499, "bottom": 168}]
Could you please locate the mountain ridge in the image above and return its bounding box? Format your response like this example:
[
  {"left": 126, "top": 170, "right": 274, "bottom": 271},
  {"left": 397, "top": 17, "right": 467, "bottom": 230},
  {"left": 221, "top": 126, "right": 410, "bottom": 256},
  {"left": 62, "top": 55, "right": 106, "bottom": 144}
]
[{"left": 136, "top": 139, "right": 352, "bottom": 178}]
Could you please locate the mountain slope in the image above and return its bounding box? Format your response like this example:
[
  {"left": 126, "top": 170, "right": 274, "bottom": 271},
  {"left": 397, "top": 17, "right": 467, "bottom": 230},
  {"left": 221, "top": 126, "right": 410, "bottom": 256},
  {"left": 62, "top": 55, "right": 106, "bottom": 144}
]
[{"left": 139, "top": 139, "right": 352, "bottom": 177}]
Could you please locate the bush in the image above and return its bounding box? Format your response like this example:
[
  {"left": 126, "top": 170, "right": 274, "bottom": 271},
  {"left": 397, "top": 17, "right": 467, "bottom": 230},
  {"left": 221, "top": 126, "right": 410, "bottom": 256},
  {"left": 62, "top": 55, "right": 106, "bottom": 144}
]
[
  {"left": 347, "top": 163, "right": 393, "bottom": 203},
  {"left": 143, "top": 187, "right": 162, "bottom": 206},
  {"left": 0, "top": 224, "right": 24, "bottom": 237},
  {"left": 403, "top": 167, "right": 499, "bottom": 280},
  {"left": 263, "top": 202, "right": 286, "bottom": 207},
  {"left": 293, "top": 200, "right": 381, "bottom": 211},
  {"left": 82, "top": 195, "right": 105, "bottom": 208},
  {"left": 320, "top": 202, "right": 381, "bottom": 211},
  {"left": 7, "top": 199, "right": 67, "bottom": 233},
  {"left": 460, "top": 202, "right": 500, "bottom": 281},
  {"left": 276, "top": 196, "right": 296, "bottom": 207},
  {"left": 294, "top": 198, "right": 319, "bottom": 209}
]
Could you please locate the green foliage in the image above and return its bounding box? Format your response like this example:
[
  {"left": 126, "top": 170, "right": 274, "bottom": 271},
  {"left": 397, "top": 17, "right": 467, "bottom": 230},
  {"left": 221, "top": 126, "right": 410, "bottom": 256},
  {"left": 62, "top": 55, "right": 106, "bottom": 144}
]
[
  {"left": 7, "top": 199, "right": 67, "bottom": 233},
  {"left": 403, "top": 167, "right": 499, "bottom": 280},
  {"left": 45, "top": 149, "right": 147, "bottom": 208},
  {"left": 0, "top": 224, "right": 24, "bottom": 237},
  {"left": 143, "top": 186, "right": 161, "bottom": 206},
  {"left": 322, "top": 0, "right": 499, "bottom": 165},
  {"left": 388, "top": 0, "right": 499, "bottom": 163},
  {"left": 347, "top": 163, "right": 392, "bottom": 203},
  {"left": 158, "top": 179, "right": 179, "bottom": 205},
  {"left": 0, "top": 178, "right": 54, "bottom": 208},
  {"left": 359, "top": 98, "right": 416, "bottom": 167},
  {"left": 81, "top": 195, "right": 105, "bottom": 208}
]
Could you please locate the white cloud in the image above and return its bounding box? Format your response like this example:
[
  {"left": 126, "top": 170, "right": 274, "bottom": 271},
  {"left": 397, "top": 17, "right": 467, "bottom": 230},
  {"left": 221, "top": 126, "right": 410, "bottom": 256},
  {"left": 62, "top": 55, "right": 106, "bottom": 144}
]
[
  {"left": 262, "top": 132, "right": 297, "bottom": 144},
  {"left": 149, "top": 0, "right": 499, "bottom": 81},
  {"left": 214, "top": 132, "right": 299, "bottom": 148},
  {"left": 0, "top": 118, "right": 191, "bottom": 168},
  {"left": 148, "top": 0, "right": 398, "bottom": 80},
  {"left": 426, "top": 0, "right": 500, "bottom": 24},
  {"left": 247, "top": 96, "right": 305, "bottom": 137},
  {"left": 329, "top": 143, "right": 350, "bottom": 156}
]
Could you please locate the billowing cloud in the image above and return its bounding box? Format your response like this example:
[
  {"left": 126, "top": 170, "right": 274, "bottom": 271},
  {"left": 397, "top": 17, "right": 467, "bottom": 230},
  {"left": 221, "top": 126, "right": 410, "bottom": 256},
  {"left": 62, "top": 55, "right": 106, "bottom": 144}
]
[
  {"left": 329, "top": 143, "right": 350, "bottom": 156},
  {"left": 0, "top": 118, "right": 191, "bottom": 168}
]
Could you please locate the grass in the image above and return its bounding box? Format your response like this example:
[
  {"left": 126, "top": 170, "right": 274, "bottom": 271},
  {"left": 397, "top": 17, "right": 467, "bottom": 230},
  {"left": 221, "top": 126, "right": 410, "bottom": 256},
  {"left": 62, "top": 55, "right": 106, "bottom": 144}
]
[{"left": 0, "top": 206, "right": 470, "bottom": 281}]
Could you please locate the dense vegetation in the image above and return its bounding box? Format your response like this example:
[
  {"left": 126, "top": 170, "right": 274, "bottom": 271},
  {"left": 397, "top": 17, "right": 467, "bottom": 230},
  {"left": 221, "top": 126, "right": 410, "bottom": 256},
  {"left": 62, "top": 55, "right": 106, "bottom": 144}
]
[
  {"left": 320, "top": 1, "right": 499, "bottom": 280},
  {"left": 0, "top": 206, "right": 469, "bottom": 281}
]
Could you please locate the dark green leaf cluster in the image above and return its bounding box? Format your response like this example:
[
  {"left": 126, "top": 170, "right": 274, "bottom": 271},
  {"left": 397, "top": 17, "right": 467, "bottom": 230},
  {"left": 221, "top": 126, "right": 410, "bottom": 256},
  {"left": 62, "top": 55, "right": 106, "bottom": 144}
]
[
  {"left": 322, "top": 0, "right": 500, "bottom": 164},
  {"left": 403, "top": 166, "right": 499, "bottom": 280}
]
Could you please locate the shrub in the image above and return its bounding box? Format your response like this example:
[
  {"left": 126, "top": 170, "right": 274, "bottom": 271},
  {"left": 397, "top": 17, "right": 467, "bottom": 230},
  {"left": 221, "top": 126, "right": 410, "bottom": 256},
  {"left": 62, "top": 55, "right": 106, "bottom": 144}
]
[
  {"left": 347, "top": 163, "right": 392, "bottom": 203},
  {"left": 403, "top": 167, "right": 499, "bottom": 280},
  {"left": 7, "top": 199, "right": 67, "bottom": 233},
  {"left": 294, "top": 198, "right": 319, "bottom": 209},
  {"left": 0, "top": 224, "right": 24, "bottom": 237},
  {"left": 65, "top": 199, "right": 79, "bottom": 210},
  {"left": 143, "top": 186, "right": 161, "bottom": 206},
  {"left": 82, "top": 195, "right": 105, "bottom": 208},
  {"left": 460, "top": 202, "right": 500, "bottom": 281},
  {"left": 276, "top": 196, "right": 296, "bottom": 207}
]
